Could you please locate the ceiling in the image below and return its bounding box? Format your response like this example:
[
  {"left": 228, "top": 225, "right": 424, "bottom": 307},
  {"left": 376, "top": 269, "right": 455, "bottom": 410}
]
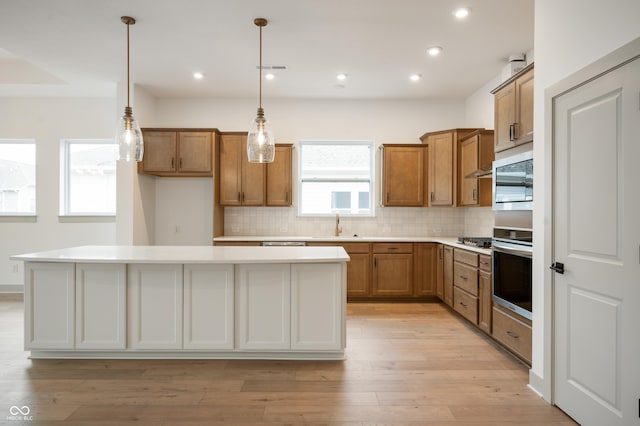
[{"left": 0, "top": 0, "right": 534, "bottom": 100}]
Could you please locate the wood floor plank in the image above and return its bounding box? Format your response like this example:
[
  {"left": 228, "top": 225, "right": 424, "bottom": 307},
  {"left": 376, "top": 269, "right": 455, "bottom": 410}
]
[{"left": 0, "top": 299, "right": 577, "bottom": 425}]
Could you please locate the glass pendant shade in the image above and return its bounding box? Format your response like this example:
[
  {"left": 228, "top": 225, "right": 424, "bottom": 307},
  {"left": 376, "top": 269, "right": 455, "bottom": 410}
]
[
  {"left": 247, "top": 107, "right": 275, "bottom": 163},
  {"left": 116, "top": 106, "right": 144, "bottom": 162}
]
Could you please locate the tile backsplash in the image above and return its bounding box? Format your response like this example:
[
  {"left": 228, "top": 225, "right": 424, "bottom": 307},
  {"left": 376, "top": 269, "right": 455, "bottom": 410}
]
[{"left": 224, "top": 206, "right": 494, "bottom": 238}]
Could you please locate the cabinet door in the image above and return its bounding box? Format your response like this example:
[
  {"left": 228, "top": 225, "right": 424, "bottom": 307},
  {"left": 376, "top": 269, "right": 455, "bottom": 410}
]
[
  {"left": 75, "top": 263, "right": 126, "bottom": 349},
  {"left": 478, "top": 270, "right": 492, "bottom": 334},
  {"left": 382, "top": 145, "right": 426, "bottom": 206},
  {"left": 494, "top": 82, "right": 516, "bottom": 152},
  {"left": 219, "top": 134, "right": 242, "bottom": 206},
  {"left": 240, "top": 136, "right": 266, "bottom": 206},
  {"left": 24, "top": 262, "right": 75, "bottom": 349},
  {"left": 436, "top": 245, "right": 444, "bottom": 300},
  {"left": 266, "top": 145, "right": 292, "bottom": 206},
  {"left": 291, "top": 263, "right": 344, "bottom": 350},
  {"left": 183, "top": 264, "right": 234, "bottom": 350},
  {"left": 128, "top": 264, "right": 183, "bottom": 349},
  {"left": 237, "top": 264, "right": 290, "bottom": 350},
  {"left": 142, "top": 131, "right": 177, "bottom": 172},
  {"left": 428, "top": 132, "right": 455, "bottom": 206},
  {"left": 178, "top": 132, "right": 212, "bottom": 173},
  {"left": 346, "top": 252, "right": 371, "bottom": 297},
  {"left": 515, "top": 68, "right": 534, "bottom": 144},
  {"left": 372, "top": 253, "right": 413, "bottom": 296},
  {"left": 414, "top": 243, "right": 437, "bottom": 296},
  {"left": 459, "top": 135, "right": 479, "bottom": 206},
  {"left": 443, "top": 246, "right": 454, "bottom": 307}
]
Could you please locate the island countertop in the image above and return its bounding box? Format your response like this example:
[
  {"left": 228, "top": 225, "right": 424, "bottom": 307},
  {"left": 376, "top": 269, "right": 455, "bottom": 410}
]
[{"left": 11, "top": 245, "right": 350, "bottom": 264}]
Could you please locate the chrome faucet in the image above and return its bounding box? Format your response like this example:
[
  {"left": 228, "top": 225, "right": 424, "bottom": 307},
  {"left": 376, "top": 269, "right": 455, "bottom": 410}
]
[{"left": 335, "top": 214, "right": 342, "bottom": 237}]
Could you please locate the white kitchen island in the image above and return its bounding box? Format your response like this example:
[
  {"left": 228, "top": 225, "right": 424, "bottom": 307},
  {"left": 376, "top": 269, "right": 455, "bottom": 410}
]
[{"left": 11, "top": 245, "right": 349, "bottom": 360}]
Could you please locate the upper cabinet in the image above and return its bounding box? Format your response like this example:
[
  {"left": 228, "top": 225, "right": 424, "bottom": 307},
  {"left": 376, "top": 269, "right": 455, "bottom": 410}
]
[
  {"left": 420, "top": 128, "right": 479, "bottom": 207},
  {"left": 217, "top": 133, "right": 292, "bottom": 207},
  {"left": 492, "top": 64, "right": 534, "bottom": 152},
  {"left": 266, "top": 144, "right": 293, "bottom": 207},
  {"left": 218, "top": 133, "right": 265, "bottom": 206},
  {"left": 140, "top": 129, "right": 215, "bottom": 177},
  {"left": 381, "top": 144, "right": 427, "bottom": 206},
  {"left": 458, "top": 130, "right": 494, "bottom": 207}
]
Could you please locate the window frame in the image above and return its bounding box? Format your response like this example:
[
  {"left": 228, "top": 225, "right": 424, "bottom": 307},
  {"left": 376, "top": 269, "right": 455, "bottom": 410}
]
[
  {"left": 0, "top": 139, "right": 36, "bottom": 216},
  {"left": 60, "top": 139, "right": 117, "bottom": 217},
  {"left": 297, "top": 140, "right": 375, "bottom": 217}
]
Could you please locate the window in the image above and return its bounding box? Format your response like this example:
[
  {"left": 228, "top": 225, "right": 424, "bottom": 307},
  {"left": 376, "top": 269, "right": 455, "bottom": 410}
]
[
  {"left": 61, "top": 140, "right": 117, "bottom": 215},
  {"left": 298, "top": 141, "right": 374, "bottom": 216},
  {"left": 0, "top": 140, "right": 36, "bottom": 215}
]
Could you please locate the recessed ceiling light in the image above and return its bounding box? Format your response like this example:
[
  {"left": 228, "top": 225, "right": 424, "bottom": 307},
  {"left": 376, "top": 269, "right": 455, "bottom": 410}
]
[
  {"left": 409, "top": 73, "right": 422, "bottom": 82},
  {"left": 336, "top": 73, "right": 348, "bottom": 81},
  {"left": 265, "top": 73, "right": 275, "bottom": 80},
  {"left": 193, "top": 72, "right": 204, "bottom": 80},
  {"left": 427, "top": 46, "right": 443, "bottom": 57},
  {"left": 454, "top": 8, "right": 470, "bottom": 19}
]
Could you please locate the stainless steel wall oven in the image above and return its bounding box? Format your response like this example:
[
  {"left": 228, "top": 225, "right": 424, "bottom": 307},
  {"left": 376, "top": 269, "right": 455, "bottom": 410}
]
[{"left": 492, "top": 227, "right": 532, "bottom": 320}]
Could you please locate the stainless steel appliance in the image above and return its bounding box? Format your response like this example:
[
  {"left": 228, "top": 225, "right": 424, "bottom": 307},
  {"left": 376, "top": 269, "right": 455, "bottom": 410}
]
[
  {"left": 492, "top": 150, "right": 533, "bottom": 211},
  {"left": 492, "top": 227, "right": 532, "bottom": 320}
]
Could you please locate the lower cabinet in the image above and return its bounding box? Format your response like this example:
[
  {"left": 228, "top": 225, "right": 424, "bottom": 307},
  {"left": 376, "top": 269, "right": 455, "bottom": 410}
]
[
  {"left": 413, "top": 243, "right": 438, "bottom": 297},
  {"left": 24, "top": 262, "right": 75, "bottom": 349},
  {"left": 76, "top": 263, "right": 126, "bottom": 349},
  {"left": 443, "top": 246, "right": 454, "bottom": 307},
  {"left": 128, "top": 264, "right": 184, "bottom": 350},
  {"left": 183, "top": 264, "right": 234, "bottom": 350},
  {"left": 478, "top": 255, "right": 492, "bottom": 335},
  {"left": 372, "top": 243, "right": 413, "bottom": 296},
  {"left": 291, "top": 263, "right": 344, "bottom": 350},
  {"left": 492, "top": 304, "right": 532, "bottom": 364},
  {"left": 236, "top": 264, "right": 291, "bottom": 350}
]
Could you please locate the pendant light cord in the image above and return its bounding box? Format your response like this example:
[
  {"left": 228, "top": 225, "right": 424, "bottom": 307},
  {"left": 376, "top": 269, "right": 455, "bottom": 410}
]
[
  {"left": 259, "top": 24, "right": 262, "bottom": 110},
  {"left": 126, "top": 21, "right": 131, "bottom": 109}
]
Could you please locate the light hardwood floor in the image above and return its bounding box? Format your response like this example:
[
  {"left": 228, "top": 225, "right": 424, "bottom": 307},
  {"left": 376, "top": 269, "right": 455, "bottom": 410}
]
[{"left": 0, "top": 297, "right": 576, "bottom": 425}]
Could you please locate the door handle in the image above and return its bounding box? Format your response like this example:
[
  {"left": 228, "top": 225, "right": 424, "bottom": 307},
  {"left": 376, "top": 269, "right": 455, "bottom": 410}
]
[
  {"left": 509, "top": 124, "right": 515, "bottom": 141},
  {"left": 550, "top": 262, "right": 565, "bottom": 274}
]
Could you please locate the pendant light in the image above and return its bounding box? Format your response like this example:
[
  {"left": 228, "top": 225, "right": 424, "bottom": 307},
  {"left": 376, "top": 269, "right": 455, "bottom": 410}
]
[
  {"left": 116, "top": 16, "right": 144, "bottom": 162},
  {"left": 247, "top": 18, "right": 275, "bottom": 163}
]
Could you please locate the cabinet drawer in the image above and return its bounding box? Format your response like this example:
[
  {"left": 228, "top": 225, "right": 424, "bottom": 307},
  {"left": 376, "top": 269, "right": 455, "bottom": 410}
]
[
  {"left": 453, "top": 262, "right": 478, "bottom": 296},
  {"left": 453, "top": 287, "right": 478, "bottom": 325},
  {"left": 479, "top": 254, "right": 492, "bottom": 272},
  {"left": 454, "top": 249, "right": 478, "bottom": 267},
  {"left": 342, "top": 243, "right": 371, "bottom": 254},
  {"left": 372, "top": 243, "right": 413, "bottom": 254},
  {"left": 492, "top": 306, "right": 532, "bottom": 364}
]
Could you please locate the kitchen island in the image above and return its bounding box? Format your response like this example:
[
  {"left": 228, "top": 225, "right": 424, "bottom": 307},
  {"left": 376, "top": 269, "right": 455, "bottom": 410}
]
[{"left": 11, "top": 245, "right": 349, "bottom": 360}]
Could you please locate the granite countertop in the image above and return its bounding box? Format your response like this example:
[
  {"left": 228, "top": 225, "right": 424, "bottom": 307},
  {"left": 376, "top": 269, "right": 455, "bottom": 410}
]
[
  {"left": 213, "top": 236, "right": 492, "bottom": 255},
  {"left": 11, "top": 245, "right": 350, "bottom": 264}
]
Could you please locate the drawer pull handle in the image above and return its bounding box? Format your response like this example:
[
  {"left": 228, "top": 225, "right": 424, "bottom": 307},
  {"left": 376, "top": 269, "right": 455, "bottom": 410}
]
[
  {"left": 506, "top": 330, "right": 519, "bottom": 339},
  {"left": 459, "top": 275, "right": 467, "bottom": 280},
  {"left": 459, "top": 301, "right": 467, "bottom": 308},
  {"left": 480, "top": 261, "right": 489, "bottom": 265}
]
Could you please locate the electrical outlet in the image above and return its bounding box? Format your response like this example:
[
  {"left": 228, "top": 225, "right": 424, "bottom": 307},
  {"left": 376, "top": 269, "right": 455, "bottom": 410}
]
[{"left": 11, "top": 263, "right": 19, "bottom": 273}]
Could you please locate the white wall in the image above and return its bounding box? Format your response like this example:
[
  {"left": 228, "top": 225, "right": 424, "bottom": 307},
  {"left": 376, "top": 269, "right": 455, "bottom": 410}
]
[
  {"left": 531, "top": 0, "right": 640, "bottom": 400},
  {"left": 0, "top": 97, "right": 117, "bottom": 290}
]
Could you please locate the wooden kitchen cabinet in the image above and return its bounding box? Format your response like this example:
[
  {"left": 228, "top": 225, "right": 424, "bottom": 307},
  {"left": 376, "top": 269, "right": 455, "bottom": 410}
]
[
  {"left": 436, "top": 244, "right": 444, "bottom": 300},
  {"left": 219, "top": 133, "right": 265, "bottom": 206},
  {"left": 458, "top": 130, "right": 494, "bottom": 207},
  {"left": 266, "top": 144, "right": 293, "bottom": 206},
  {"left": 382, "top": 144, "right": 427, "bottom": 206},
  {"left": 443, "top": 245, "right": 454, "bottom": 307},
  {"left": 478, "top": 270, "right": 492, "bottom": 334},
  {"left": 492, "top": 64, "right": 534, "bottom": 152},
  {"left": 420, "top": 128, "right": 479, "bottom": 206},
  {"left": 140, "top": 130, "right": 214, "bottom": 176},
  {"left": 413, "top": 243, "right": 438, "bottom": 297},
  {"left": 453, "top": 248, "right": 479, "bottom": 325},
  {"left": 492, "top": 304, "right": 532, "bottom": 364},
  {"left": 372, "top": 243, "right": 413, "bottom": 297}
]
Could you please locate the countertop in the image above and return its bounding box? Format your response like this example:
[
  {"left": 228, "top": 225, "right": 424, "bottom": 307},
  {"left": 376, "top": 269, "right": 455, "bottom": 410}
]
[
  {"left": 213, "top": 236, "right": 492, "bottom": 255},
  {"left": 11, "top": 245, "right": 350, "bottom": 264}
]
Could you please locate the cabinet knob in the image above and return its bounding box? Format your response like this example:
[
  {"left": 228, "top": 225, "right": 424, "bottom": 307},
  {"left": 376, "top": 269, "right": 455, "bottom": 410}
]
[{"left": 506, "top": 330, "right": 520, "bottom": 339}]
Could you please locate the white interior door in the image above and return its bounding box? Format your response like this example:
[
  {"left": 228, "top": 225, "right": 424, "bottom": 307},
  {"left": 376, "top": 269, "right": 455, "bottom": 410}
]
[{"left": 552, "top": 55, "right": 640, "bottom": 425}]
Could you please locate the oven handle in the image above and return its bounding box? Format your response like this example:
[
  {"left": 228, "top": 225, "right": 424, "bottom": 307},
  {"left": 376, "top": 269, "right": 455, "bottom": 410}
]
[{"left": 492, "top": 241, "right": 533, "bottom": 258}]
